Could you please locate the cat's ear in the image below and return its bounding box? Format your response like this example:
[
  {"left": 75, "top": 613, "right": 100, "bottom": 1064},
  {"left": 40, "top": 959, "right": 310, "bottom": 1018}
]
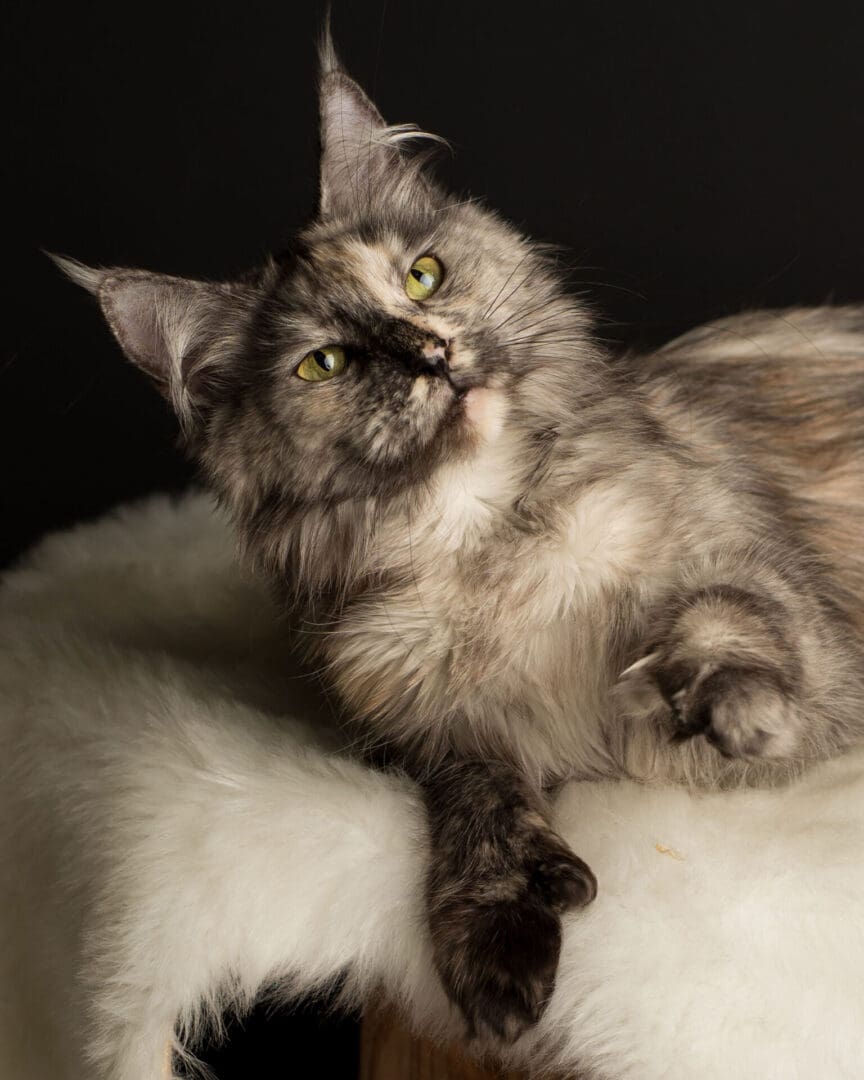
[
  {"left": 317, "top": 29, "right": 444, "bottom": 218},
  {"left": 51, "top": 255, "right": 252, "bottom": 427}
]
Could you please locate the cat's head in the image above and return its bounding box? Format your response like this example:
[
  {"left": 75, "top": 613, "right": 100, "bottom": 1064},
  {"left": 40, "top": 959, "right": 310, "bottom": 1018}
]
[{"left": 56, "top": 33, "right": 603, "bottom": 590}]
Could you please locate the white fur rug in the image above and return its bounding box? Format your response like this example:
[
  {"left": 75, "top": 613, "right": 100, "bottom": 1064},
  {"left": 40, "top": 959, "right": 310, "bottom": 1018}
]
[{"left": 2, "top": 493, "right": 863, "bottom": 1080}]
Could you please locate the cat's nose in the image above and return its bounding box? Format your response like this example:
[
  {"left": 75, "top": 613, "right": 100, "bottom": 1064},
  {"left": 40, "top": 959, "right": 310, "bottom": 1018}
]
[
  {"left": 417, "top": 336, "right": 449, "bottom": 377},
  {"left": 392, "top": 327, "right": 451, "bottom": 379},
  {"left": 421, "top": 337, "right": 448, "bottom": 366}
]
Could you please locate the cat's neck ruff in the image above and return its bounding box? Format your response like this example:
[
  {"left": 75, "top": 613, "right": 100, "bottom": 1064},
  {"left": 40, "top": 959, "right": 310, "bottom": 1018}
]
[{"left": 418, "top": 386, "right": 523, "bottom": 553}]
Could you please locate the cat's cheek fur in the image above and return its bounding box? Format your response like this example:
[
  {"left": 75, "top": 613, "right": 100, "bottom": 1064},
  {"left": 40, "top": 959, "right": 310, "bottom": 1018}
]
[{"left": 462, "top": 386, "right": 507, "bottom": 442}]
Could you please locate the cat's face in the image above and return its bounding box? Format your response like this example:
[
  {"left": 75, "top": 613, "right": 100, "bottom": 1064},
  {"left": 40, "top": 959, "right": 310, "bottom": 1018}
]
[
  {"left": 235, "top": 191, "right": 526, "bottom": 504},
  {"left": 58, "top": 38, "right": 600, "bottom": 582}
]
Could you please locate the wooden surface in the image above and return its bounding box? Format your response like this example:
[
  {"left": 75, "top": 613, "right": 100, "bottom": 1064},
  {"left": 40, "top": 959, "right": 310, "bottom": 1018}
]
[{"left": 359, "top": 1007, "right": 530, "bottom": 1080}]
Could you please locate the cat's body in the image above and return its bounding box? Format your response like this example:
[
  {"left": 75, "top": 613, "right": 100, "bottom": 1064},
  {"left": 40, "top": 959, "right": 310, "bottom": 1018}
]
[
  {"left": 230, "top": 301, "right": 864, "bottom": 791},
  {"left": 57, "top": 32, "right": 864, "bottom": 1045},
  {"left": 645, "top": 309, "right": 864, "bottom": 639}
]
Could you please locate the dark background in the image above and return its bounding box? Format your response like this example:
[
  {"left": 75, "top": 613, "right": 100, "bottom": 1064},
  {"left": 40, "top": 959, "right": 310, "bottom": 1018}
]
[{"left": 5, "top": 0, "right": 864, "bottom": 1073}]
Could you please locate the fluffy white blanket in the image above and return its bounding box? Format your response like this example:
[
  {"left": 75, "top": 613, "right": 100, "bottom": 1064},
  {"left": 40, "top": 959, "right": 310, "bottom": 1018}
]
[{"left": 2, "top": 494, "right": 863, "bottom": 1080}]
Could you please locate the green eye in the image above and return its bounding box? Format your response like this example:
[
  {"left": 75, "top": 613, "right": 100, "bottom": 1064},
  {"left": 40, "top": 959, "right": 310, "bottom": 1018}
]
[
  {"left": 405, "top": 255, "right": 444, "bottom": 301},
  {"left": 296, "top": 345, "right": 347, "bottom": 382}
]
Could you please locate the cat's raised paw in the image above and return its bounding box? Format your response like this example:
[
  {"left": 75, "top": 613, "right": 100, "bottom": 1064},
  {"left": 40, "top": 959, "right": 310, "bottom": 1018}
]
[{"left": 618, "top": 652, "right": 804, "bottom": 759}]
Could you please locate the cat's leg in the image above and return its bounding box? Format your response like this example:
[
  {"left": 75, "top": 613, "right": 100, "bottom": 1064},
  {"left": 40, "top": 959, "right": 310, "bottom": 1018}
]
[
  {"left": 619, "top": 563, "right": 859, "bottom": 762},
  {"left": 420, "top": 758, "right": 596, "bottom": 1042}
]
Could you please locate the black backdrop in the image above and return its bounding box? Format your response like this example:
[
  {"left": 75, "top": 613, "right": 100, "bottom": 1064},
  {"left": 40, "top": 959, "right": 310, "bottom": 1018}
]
[{"left": 5, "top": 0, "right": 864, "bottom": 1073}]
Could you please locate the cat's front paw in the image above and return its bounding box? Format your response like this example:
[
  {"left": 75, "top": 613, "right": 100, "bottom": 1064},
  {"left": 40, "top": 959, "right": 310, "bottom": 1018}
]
[
  {"left": 618, "top": 652, "right": 803, "bottom": 759},
  {"left": 428, "top": 837, "right": 596, "bottom": 1043}
]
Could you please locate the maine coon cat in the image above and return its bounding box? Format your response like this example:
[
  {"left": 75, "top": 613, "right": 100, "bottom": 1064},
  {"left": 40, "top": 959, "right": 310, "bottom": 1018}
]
[{"left": 55, "top": 32, "right": 864, "bottom": 1043}]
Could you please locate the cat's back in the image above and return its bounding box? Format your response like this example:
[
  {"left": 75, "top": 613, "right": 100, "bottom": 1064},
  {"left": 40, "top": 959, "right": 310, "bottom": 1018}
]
[{"left": 640, "top": 306, "right": 864, "bottom": 628}]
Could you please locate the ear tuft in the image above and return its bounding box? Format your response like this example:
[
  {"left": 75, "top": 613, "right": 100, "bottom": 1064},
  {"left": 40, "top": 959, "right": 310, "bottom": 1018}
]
[
  {"left": 317, "top": 10, "right": 342, "bottom": 80},
  {"left": 46, "top": 252, "right": 106, "bottom": 296}
]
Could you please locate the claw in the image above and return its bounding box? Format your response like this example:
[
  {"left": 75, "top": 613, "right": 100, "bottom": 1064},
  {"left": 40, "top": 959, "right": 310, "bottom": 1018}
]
[
  {"left": 617, "top": 650, "right": 661, "bottom": 680},
  {"left": 613, "top": 651, "right": 666, "bottom": 717}
]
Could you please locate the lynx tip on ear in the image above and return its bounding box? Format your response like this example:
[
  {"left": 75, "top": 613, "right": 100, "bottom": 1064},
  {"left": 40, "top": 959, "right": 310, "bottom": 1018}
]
[
  {"left": 317, "top": 6, "right": 342, "bottom": 80},
  {"left": 45, "top": 252, "right": 106, "bottom": 296}
]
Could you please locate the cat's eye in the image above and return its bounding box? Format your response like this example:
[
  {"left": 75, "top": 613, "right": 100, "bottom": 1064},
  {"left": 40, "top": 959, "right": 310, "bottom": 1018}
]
[
  {"left": 296, "top": 345, "right": 348, "bottom": 382},
  {"left": 405, "top": 255, "right": 444, "bottom": 301}
]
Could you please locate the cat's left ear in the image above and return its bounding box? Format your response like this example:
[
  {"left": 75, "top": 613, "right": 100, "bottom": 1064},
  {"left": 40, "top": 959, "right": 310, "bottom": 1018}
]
[
  {"left": 50, "top": 255, "right": 253, "bottom": 428},
  {"left": 317, "top": 30, "right": 442, "bottom": 219}
]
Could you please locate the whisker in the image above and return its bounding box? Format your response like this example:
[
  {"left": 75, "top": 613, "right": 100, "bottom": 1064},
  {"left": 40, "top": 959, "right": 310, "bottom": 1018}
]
[
  {"left": 568, "top": 279, "right": 648, "bottom": 301},
  {"left": 489, "top": 294, "right": 560, "bottom": 337},
  {"left": 482, "top": 253, "right": 533, "bottom": 320},
  {"left": 435, "top": 194, "right": 485, "bottom": 214},
  {"left": 495, "top": 303, "right": 574, "bottom": 339}
]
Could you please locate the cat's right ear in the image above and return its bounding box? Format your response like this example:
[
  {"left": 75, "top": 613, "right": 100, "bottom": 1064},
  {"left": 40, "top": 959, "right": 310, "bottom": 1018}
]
[{"left": 50, "top": 255, "right": 252, "bottom": 428}]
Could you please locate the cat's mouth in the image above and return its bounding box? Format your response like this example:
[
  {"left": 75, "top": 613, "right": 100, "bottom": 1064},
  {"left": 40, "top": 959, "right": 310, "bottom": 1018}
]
[
  {"left": 436, "top": 362, "right": 486, "bottom": 401},
  {"left": 424, "top": 364, "right": 486, "bottom": 411},
  {"left": 432, "top": 371, "right": 504, "bottom": 446},
  {"left": 404, "top": 343, "right": 500, "bottom": 449}
]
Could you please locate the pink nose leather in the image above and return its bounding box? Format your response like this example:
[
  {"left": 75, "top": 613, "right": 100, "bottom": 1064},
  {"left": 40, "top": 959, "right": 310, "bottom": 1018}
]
[{"left": 421, "top": 340, "right": 448, "bottom": 363}]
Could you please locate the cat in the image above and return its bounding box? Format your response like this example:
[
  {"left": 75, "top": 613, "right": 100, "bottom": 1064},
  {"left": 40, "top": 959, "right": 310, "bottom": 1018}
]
[{"left": 54, "top": 29, "right": 864, "bottom": 1045}]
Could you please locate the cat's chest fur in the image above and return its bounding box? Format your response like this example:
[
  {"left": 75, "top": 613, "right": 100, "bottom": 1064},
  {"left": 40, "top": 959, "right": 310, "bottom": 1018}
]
[{"left": 322, "top": 456, "right": 675, "bottom": 778}]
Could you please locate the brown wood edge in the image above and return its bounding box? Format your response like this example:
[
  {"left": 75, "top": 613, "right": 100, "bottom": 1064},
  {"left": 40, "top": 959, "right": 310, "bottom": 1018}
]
[{"left": 360, "top": 1003, "right": 551, "bottom": 1080}]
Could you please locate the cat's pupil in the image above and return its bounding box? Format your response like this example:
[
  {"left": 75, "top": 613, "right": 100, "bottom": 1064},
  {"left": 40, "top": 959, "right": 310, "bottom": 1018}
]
[
  {"left": 314, "top": 350, "right": 334, "bottom": 372},
  {"left": 411, "top": 268, "right": 433, "bottom": 288}
]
